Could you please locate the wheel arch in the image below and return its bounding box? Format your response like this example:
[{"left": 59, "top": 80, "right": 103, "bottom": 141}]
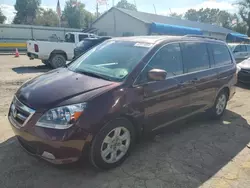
[
  {"left": 120, "top": 114, "right": 144, "bottom": 140},
  {"left": 218, "top": 86, "right": 230, "bottom": 98},
  {"left": 49, "top": 50, "right": 68, "bottom": 60}
]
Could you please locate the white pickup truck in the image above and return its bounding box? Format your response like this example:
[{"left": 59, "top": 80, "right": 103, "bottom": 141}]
[{"left": 27, "top": 32, "right": 97, "bottom": 68}]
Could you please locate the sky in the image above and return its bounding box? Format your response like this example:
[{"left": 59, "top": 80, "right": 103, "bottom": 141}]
[{"left": 0, "top": 0, "right": 237, "bottom": 24}]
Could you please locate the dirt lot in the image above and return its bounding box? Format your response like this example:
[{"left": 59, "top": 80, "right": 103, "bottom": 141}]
[{"left": 1, "top": 55, "right": 250, "bottom": 188}]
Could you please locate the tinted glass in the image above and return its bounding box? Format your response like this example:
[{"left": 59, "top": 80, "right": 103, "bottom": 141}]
[
  {"left": 69, "top": 41, "right": 151, "bottom": 82},
  {"left": 136, "top": 43, "right": 183, "bottom": 84},
  {"left": 147, "top": 43, "right": 183, "bottom": 77},
  {"left": 247, "top": 45, "right": 250, "bottom": 51},
  {"left": 65, "top": 33, "right": 75, "bottom": 43},
  {"left": 181, "top": 42, "right": 210, "bottom": 73},
  {"left": 210, "top": 44, "right": 232, "bottom": 66},
  {"left": 79, "top": 34, "right": 89, "bottom": 41},
  {"left": 234, "top": 45, "right": 246, "bottom": 52}
]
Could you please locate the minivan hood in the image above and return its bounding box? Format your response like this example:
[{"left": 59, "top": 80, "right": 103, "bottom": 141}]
[
  {"left": 16, "top": 68, "right": 114, "bottom": 110},
  {"left": 238, "top": 58, "right": 250, "bottom": 69}
]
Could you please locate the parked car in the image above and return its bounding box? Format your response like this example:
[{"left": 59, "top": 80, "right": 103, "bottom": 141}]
[
  {"left": 74, "top": 36, "right": 112, "bottom": 58},
  {"left": 9, "top": 35, "right": 237, "bottom": 169},
  {"left": 237, "top": 57, "right": 250, "bottom": 84},
  {"left": 228, "top": 43, "right": 250, "bottom": 63},
  {"left": 27, "top": 32, "right": 97, "bottom": 68}
]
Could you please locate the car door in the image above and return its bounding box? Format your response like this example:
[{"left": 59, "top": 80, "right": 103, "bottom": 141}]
[
  {"left": 233, "top": 45, "right": 247, "bottom": 62},
  {"left": 180, "top": 42, "right": 217, "bottom": 112},
  {"left": 246, "top": 45, "right": 250, "bottom": 58},
  {"left": 135, "top": 43, "right": 197, "bottom": 131},
  {"left": 209, "top": 43, "right": 235, "bottom": 91}
]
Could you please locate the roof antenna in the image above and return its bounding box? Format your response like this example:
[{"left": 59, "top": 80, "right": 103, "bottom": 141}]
[{"left": 153, "top": 4, "right": 157, "bottom": 14}]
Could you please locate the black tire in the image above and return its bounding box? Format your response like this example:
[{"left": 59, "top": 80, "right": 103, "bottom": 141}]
[
  {"left": 49, "top": 54, "right": 66, "bottom": 69},
  {"left": 41, "top": 60, "right": 49, "bottom": 65},
  {"left": 209, "top": 90, "right": 228, "bottom": 119},
  {"left": 90, "top": 118, "right": 135, "bottom": 170},
  {"left": 41, "top": 60, "right": 52, "bottom": 68}
]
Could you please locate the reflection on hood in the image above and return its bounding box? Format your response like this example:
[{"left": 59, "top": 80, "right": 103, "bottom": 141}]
[{"left": 238, "top": 58, "right": 250, "bottom": 69}]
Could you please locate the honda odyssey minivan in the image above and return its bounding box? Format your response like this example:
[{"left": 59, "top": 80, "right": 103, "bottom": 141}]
[{"left": 8, "top": 35, "right": 237, "bottom": 169}]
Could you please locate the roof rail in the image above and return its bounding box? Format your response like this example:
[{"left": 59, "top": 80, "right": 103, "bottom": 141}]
[{"left": 184, "top": 35, "right": 222, "bottom": 41}]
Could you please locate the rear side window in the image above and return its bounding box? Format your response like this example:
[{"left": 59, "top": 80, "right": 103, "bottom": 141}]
[
  {"left": 247, "top": 45, "right": 250, "bottom": 51},
  {"left": 234, "top": 45, "right": 246, "bottom": 52},
  {"left": 79, "top": 34, "right": 89, "bottom": 41},
  {"left": 181, "top": 42, "right": 210, "bottom": 73},
  {"left": 210, "top": 44, "right": 232, "bottom": 66}
]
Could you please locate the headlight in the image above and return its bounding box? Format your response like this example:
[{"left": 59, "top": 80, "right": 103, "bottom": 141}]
[{"left": 36, "top": 103, "right": 87, "bottom": 129}]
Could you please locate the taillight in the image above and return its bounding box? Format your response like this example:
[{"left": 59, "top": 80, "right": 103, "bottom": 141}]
[{"left": 34, "top": 44, "right": 39, "bottom": 52}]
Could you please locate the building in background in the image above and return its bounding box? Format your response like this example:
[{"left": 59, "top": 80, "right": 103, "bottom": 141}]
[{"left": 89, "top": 7, "right": 248, "bottom": 41}]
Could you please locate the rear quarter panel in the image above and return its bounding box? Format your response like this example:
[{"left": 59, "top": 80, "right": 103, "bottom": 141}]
[{"left": 27, "top": 41, "right": 75, "bottom": 60}]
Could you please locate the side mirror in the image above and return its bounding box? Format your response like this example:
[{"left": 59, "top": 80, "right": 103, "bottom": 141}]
[{"left": 148, "top": 69, "right": 167, "bottom": 81}]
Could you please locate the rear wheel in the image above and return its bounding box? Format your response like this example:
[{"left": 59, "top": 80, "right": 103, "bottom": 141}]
[
  {"left": 209, "top": 90, "right": 228, "bottom": 119},
  {"left": 90, "top": 118, "right": 135, "bottom": 170},
  {"left": 49, "top": 54, "right": 66, "bottom": 69}
]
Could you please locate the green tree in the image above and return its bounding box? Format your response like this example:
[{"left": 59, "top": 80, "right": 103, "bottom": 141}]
[
  {"left": 63, "top": 0, "right": 94, "bottom": 28},
  {"left": 238, "top": 0, "right": 250, "bottom": 36},
  {"left": 233, "top": 22, "right": 248, "bottom": 34},
  {"left": 184, "top": 9, "right": 200, "bottom": 22},
  {"left": 184, "top": 8, "right": 238, "bottom": 30},
  {"left": 13, "top": 0, "right": 41, "bottom": 24},
  {"left": 116, "top": 0, "right": 137, "bottom": 11},
  {"left": 185, "top": 8, "right": 220, "bottom": 23},
  {"left": 34, "top": 8, "right": 59, "bottom": 27},
  {"left": 169, "top": 12, "right": 182, "bottom": 19},
  {"left": 0, "top": 8, "right": 6, "bottom": 24}
]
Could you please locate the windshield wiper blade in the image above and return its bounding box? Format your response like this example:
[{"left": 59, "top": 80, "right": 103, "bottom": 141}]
[{"left": 75, "top": 70, "right": 111, "bottom": 81}]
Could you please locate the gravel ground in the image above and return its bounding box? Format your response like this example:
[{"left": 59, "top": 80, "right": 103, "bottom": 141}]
[{"left": 1, "top": 55, "right": 250, "bottom": 188}]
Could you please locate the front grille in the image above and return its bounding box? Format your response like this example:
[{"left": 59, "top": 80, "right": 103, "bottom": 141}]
[{"left": 9, "top": 96, "right": 35, "bottom": 127}]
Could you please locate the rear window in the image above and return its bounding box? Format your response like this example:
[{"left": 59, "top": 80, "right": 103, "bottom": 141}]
[
  {"left": 247, "top": 45, "right": 250, "bottom": 51},
  {"left": 234, "top": 45, "right": 246, "bottom": 52},
  {"left": 79, "top": 34, "right": 89, "bottom": 41},
  {"left": 210, "top": 44, "right": 232, "bottom": 66},
  {"left": 181, "top": 42, "right": 210, "bottom": 73},
  {"left": 65, "top": 33, "right": 75, "bottom": 43}
]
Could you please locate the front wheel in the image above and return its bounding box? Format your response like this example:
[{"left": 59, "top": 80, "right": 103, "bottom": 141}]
[
  {"left": 209, "top": 90, "right": 228, "bottom": 119},
  {"left": 90, "top": 118, "right": 135, "bottom": 170}
]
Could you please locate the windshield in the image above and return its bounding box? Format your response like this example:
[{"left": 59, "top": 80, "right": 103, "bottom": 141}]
[{"left": 68, "top": 40, "right": 151, "bottom": 82}]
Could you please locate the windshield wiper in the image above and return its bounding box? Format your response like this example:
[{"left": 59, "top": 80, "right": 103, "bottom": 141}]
[{"left": 75, "top": 70, "right": 111, "bottom": 81}]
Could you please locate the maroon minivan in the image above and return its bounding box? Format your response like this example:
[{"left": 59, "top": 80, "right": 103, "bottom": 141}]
[{"left": 8, "top": 36, "right": 237, "bottom": 169}]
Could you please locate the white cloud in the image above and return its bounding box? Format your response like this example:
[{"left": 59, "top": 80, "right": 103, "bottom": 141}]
[
  {"left": 162, "top": 0, "right": 236, "bottom": 15},
  {"left": 0, "top": 4, "right": 16, "bottom": 24},
  {"left": 0, "top": 4, "right": 56, "bottom": 24}
]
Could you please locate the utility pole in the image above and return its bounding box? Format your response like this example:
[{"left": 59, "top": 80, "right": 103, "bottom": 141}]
[
  {"left": 134, "top": 0, "right": 137, "bottom": 8},
  {"left": 169, "top": 8, "right": 172, "bottom": 14},
  {"left": 96, "top": 2, "right": 99, "bottom": 18},
  {"left": 112, "top": 0, "right": 115, "bottom": 7},
  {"left": 153, "top": 4, "right": 157, "bottom": 14}
]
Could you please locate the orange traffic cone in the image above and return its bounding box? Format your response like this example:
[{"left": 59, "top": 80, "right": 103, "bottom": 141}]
[{"left": 15, "top": 48, "right": 19, "bottom": 58}]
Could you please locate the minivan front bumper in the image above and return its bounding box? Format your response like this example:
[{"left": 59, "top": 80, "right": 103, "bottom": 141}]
[{"left": 8, "top": 99, "right": 92, "bottom": 164}]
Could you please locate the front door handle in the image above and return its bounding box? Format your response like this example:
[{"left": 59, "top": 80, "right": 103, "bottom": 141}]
[{"left": 179, "top": 78, "right": 199, "bottom": 87}]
